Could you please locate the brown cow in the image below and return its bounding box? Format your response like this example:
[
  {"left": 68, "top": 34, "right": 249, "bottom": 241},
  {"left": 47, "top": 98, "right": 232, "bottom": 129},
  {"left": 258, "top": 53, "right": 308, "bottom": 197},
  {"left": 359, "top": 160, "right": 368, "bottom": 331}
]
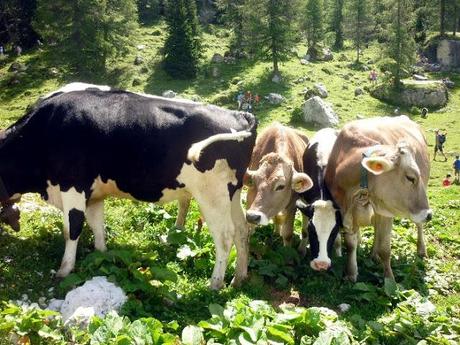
[
  {"left": 325, "top": 116, "right": 431, "bottom": 282},
  {"left": 244, "top": 123, "right": 313, "bottom": 246}
]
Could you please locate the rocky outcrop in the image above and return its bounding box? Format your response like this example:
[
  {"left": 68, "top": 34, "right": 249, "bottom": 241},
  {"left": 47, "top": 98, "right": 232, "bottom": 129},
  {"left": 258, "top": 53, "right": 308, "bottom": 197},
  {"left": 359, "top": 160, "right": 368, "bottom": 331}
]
[
  {"left": 302, "top": 96, "right": 339, "bottom": 127},
  {"left": 371, "top": 80, "right": 448, "bottom": 108},
  {"left": 437, "top": 39, "right": 460, "bottom": 70}
]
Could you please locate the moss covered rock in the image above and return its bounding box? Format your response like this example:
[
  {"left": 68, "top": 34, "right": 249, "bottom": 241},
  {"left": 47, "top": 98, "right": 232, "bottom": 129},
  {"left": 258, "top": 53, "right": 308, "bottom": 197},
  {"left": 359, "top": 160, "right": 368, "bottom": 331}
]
[{"left": 371, "top": 80, "right": 448, "bottom": 109}]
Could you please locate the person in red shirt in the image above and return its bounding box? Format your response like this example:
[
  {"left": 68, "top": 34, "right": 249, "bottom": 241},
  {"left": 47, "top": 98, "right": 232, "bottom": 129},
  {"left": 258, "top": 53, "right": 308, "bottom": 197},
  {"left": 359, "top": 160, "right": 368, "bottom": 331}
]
[{"left": 442, "top": 174, "right": 452, "bottom": 187}]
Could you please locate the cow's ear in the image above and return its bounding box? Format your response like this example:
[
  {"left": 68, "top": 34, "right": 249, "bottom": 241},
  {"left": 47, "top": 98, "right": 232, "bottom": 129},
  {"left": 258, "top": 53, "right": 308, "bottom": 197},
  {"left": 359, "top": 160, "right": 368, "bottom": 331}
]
[
  {"left": 292, "top": 172, "right": 313, "bottom": 193},
  {"left": 243, "top": 170, "right": 256, "bottom": 186},
  {"left": 361, "top": 156, "right": 394, "bottom": 175}
]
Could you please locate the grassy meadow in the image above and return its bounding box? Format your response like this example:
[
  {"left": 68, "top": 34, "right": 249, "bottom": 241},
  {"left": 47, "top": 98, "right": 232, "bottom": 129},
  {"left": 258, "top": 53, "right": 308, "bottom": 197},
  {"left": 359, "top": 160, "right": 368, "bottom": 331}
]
[{"left": 0, "top": 24, "right": 459, "bottom": 344}]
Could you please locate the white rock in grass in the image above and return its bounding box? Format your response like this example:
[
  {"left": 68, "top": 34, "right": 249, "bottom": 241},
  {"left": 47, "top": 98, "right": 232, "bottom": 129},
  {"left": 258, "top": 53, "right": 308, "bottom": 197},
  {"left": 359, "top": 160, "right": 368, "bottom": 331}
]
[
  {"left": 338, "top": 303, "right": 351, "bottom": 313},
  {"left": 47, "top": 298, "right": 64, "bottom": 312},
  {"left": 416, "top": 300, "right": 436, "bottom": 316},
  {"left": 60, "top": 276, "right": 127, "bottom": 325}
]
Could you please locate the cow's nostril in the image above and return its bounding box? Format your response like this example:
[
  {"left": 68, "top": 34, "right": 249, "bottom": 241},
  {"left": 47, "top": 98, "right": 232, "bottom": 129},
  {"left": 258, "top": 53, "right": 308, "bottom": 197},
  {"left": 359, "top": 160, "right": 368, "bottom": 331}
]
[{"left": 246, "top": 212, "right": 261, "bottom": 224}]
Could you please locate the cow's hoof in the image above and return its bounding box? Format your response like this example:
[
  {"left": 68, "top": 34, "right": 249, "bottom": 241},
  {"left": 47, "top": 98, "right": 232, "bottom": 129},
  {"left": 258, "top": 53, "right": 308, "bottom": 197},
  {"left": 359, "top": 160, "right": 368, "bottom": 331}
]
[
  {"left": 417, "top": 249, "right": 427, "bottom": 258},
  {"left": 344, "top": 274, "right": 357, "bottom": 283},
  {"left": 209, "top": 277, "right": 225, "bottom": 291},
  {"left": 95, "top": 243, "right": 107, "bottom": 252},
  {"left": 56, "top": 267, "right": 72, "bottom": 278},
  {"left": 230, "top": 274, "right": 247, "bottom": 288}
]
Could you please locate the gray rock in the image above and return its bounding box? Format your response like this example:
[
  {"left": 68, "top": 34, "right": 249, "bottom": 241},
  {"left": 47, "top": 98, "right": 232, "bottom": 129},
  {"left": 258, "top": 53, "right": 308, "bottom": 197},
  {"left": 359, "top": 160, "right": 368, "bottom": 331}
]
[
  {"left": 134, "top": 56, "right": 143, "bottom": 65},
  {"left": 437, "top": 39, "right": 460, "bottom": 70},
  {"left": 371, "top": 80, "right": 448, "bottom": 108},
  {"left": 322, "top": 48, "right": 333, "bottom": 61},
  {"left": 211, "top": 53, "right": 224, "bottom": 63},
  {"left": 442, "top": 78, "right": 455, "bottom": 88},
  {"left": 265, "top": 93, "right": 285, "bottom": 105},
  {"left": 162, "top": 90, "right": 177, "bottom": 98},
  {"left": 49, "top": 67, "right": 59, "bottom": 76},
  {"left": 136, "top": 44, "right": 146, "bottom": 50},
  {"left": 314, "top": 83, "right": 328, "bottom": 98},
  {"left": 300, "top": 59, "right": 309, "bottom": 65},
  {"left": 302, "top": 96, "right": 339, "bottom": 127},
  {"left": 272, "top": 74, "right": 282, "bottom": 83},
  {"left": 354, "top": 87, "right": 364, "bottom": 96}
]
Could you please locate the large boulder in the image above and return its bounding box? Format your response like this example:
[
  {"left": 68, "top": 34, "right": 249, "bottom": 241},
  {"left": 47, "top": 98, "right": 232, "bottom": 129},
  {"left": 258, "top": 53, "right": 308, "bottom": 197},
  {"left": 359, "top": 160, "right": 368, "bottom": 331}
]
[
  {"left": 314, "top": 83, "right": 328, "bottom": 98},
  {"left": 437, "top": 39, "right": 460, "bottom": 70},
  {"left": 211, "top": 53, "right": 224, "bottom": 63},
  {"left": 265, "top": 93, "right": 285, "bottom": 105},
  {"left": 302, "top": 96, "right": 339, "bottom": 128},
  {"left": 371, "top": 80, "right": 448, "bottom": 108}
]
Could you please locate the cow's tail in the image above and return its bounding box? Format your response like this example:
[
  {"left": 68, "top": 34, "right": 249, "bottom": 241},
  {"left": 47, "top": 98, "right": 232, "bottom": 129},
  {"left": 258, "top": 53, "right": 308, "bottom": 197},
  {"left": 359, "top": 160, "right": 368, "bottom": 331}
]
[{"left": 187, "top": 129, "right": 252, "bottom": 162}]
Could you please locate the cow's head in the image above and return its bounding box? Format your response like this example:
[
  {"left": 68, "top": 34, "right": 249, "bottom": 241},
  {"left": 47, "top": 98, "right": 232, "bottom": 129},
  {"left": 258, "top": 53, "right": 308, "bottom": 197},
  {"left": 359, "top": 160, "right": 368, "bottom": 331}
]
[
  {"left": 297, "top": 199, "right": 341, "bottom": 271},
  {"left": 244, "top": 152, "right": 313, "bottom": 225},
  {"left": 362, "top": 142, "right": 432, "bottom": 223}
]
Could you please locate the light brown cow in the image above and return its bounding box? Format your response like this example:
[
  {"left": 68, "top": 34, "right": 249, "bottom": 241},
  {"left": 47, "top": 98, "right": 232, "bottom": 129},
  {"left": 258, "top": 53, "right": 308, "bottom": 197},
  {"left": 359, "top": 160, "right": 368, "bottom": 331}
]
[
  {"left": 325, "top": 116, "right": 431, "bottom": 282},
  {"left": 244, "top": 123, "right": 313, "bottom": 246}
]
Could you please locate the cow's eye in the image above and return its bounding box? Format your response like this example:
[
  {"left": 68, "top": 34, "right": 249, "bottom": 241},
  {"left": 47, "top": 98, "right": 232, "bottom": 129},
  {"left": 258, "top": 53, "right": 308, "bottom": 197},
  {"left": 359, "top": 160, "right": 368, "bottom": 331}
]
[
  {"left": 275, "top": 184, "right": 285, "bottom": 191},
  {"left": 406, "top": 175, "right": 416, "bottom": 184}
]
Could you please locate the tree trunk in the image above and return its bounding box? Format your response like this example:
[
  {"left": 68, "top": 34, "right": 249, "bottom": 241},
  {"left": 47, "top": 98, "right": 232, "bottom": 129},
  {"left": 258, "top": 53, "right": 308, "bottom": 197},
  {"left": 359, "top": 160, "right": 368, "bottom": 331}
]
[{"left": 440, "top": 0, "right": 446, "bottom": 36}]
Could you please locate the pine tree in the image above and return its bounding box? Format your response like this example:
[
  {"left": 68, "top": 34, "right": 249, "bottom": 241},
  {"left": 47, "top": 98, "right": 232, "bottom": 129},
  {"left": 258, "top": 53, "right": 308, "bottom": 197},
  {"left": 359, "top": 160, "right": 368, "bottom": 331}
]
[
  {"left": 440, "top": 0, "right": 446, "bottom": 36},
  {"left": 163, "top": 0, "right": 202, "bottom": 79},
  {"left": 386, "top": 0, "right": 416, "bottom": 87},
  {"left": 34, "top": 0, "right": 137, "bottom": 77},
  {"left": 305, "top": 0, "right": 324, "bottom": 56},
  {"left": 346, "top": 0, "right": 371, "bottom": 63},
  {"left": 137, "top": 0, "right": 162, "bottom": 25},
  {"left": 216, "top": 0, "right": 245, "bottom": 51},
  {"left": 329, "top": 0, "right": 344, "bottom": 50},
  {"left": 0, "top": 0, "right": 39, "bottom": 49},
  {"left": 244, "top": 0, "right": 299, "bottom": 76}
]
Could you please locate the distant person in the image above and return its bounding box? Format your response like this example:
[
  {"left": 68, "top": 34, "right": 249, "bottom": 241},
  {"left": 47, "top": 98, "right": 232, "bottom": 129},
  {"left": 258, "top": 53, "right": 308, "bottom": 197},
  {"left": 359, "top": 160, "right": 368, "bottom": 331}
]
[
  {"left": 236, "top": 91, "right": 244, "bottom": 110},
  {"left": 0, "top": 45, "right": 3, "bottom": 56},
  {"left": 421, "top": 107, "right": 428, "bottom": 119},
  {"left": 453, "top": 155, "right": 460, "bottom": 183},
  {"left": 242, "top": 91, "right": 253, "bottom": 112},
  {"left": 434, "top": 129, "right": 447, "bottom": 162},
  {"left": 369, "top": 69, "right": 378, "bottom": 83},
  {"left": 442, "top": 174, "right": 452, "bottom": 187},
  {"left": 15, "top": 45, "right": 22, "bottom": 56}
]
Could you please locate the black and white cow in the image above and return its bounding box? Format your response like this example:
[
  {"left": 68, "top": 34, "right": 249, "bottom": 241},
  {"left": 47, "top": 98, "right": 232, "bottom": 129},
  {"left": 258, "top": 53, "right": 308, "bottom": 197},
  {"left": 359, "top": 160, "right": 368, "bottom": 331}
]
[
  {"left": 0, "top": 84, "right": 257, "bottom": 289},
  {"left": 296, "top": 128, "right": 342, "bottom": 271}
]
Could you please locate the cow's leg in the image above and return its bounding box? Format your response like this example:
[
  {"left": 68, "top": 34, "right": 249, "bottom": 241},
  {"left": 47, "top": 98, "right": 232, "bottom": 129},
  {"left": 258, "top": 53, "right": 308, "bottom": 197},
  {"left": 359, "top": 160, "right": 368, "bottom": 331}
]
[
  {"left": 373, "top": 215, "right": 394, "bottom": 280},
  {"left": 298, "top": 214, "right": 309, "bottom": 257},
  {"left": 86, "top": 200, "right": 106, "bottom": 252},
  {"left": 334, "top": 232, "right": 342, "bottom": 257},
  {"left": 194, "top": 195, "right": 235, "bottom": 290},
  {"left": 230, "top": 189, "right": 250, "bottom": 287},
  {"left": 175, "top": 197, "right": 191, "bottom": 229},
  {"left": 56, "top": 188, "right": 86, "bottom": 278},
  {"left": 344, "top": 226, "right": 359, "bottom": 282},
  {"left": 416, "top": 222, "right": 427, "bottom": 257}
]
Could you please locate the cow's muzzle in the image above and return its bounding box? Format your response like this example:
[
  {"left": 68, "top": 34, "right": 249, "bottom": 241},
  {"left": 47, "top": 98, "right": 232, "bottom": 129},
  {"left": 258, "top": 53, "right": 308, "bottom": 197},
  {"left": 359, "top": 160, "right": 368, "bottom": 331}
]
[
  {"left": 246, "top": 210, "right": 269, "bottom": 225},
  {"left": 310, "top": 258, "right": 331, "bottom": 271},
  {"left": 411, "top": 209, "right": 433, "bottom": 223}
]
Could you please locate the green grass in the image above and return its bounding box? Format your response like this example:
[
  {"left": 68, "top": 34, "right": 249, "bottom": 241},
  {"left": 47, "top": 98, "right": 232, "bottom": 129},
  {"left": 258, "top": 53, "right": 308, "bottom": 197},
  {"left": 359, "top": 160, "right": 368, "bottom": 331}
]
[{"left": 0, "top": 23, "right": 459, "bottom": 344}]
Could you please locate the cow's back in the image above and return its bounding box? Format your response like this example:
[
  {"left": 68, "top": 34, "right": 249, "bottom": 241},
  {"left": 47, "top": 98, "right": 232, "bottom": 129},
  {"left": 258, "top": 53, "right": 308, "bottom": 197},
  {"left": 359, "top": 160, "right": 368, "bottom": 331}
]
[{"left": 3, "top": 90, "right": 257, "bottom": 201}]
